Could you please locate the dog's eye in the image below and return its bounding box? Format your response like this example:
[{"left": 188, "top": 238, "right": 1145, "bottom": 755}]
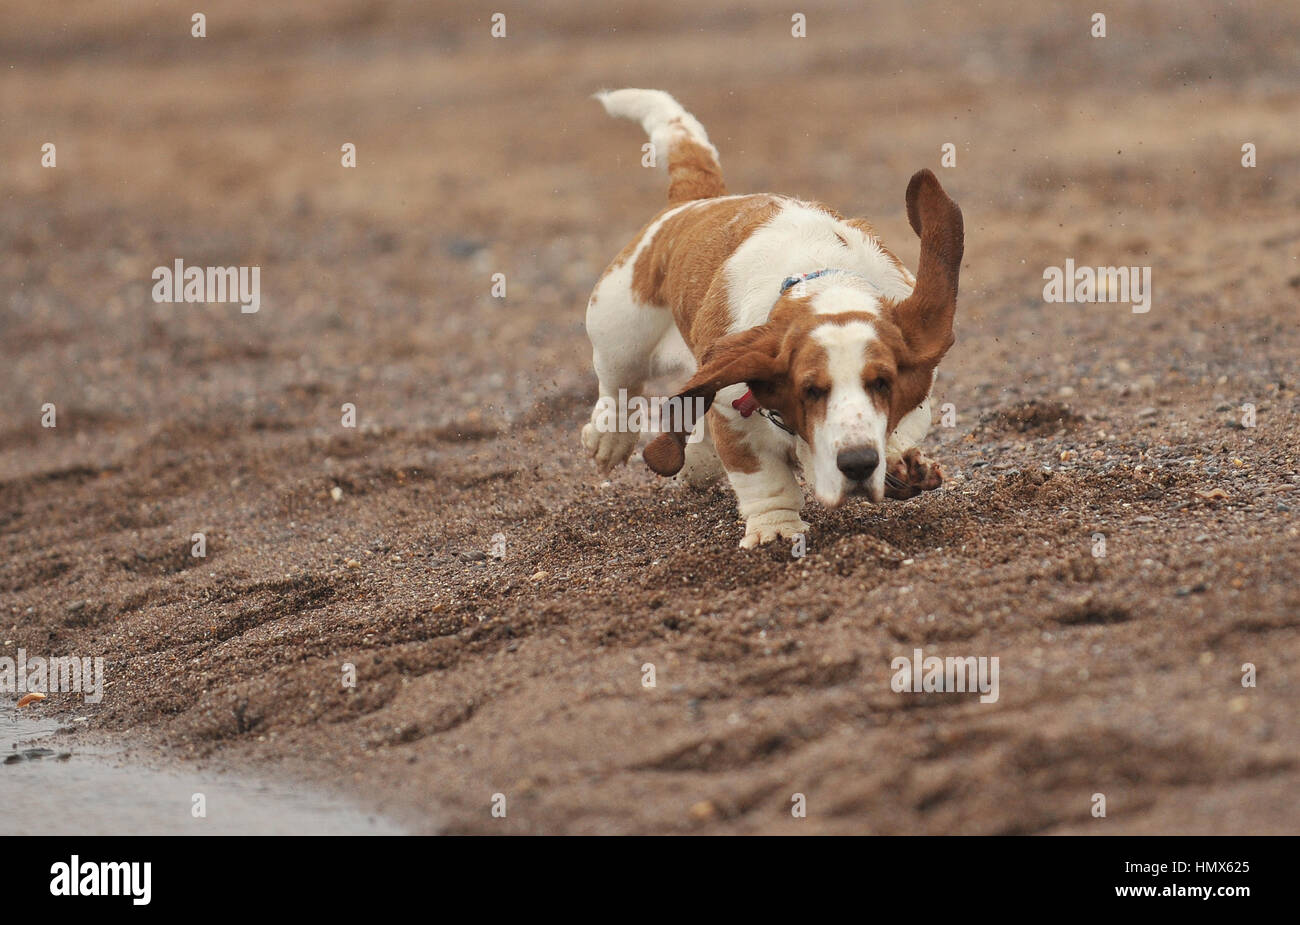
[
  {"left": 803, "top": 385, "right": 828, "bottom": 402},
  {"left": 867, "top": 377, "right": 892, "bottom": 395}
]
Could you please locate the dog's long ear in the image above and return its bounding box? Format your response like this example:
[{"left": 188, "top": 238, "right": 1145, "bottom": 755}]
[
  {"left": 890, "top": 169, "right": 963, "bottom": 363},
  {"left": 643, "top": 324, "right": 786, "bottom": 476},
  {"left": 884, "top": 169, "right": 964, "bottom": 426}
]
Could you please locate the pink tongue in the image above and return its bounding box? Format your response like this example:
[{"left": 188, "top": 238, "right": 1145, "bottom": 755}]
[{"left": 731, "top": 389, "right": 759, "bottom": 418}]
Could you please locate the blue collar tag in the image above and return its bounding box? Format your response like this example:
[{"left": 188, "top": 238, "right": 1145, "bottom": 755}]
[{"left": 779, "top": 268, "right": 879, "bottom": 297}]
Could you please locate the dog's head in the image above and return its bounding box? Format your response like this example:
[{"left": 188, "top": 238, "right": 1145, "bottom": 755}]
[{"left": 644, "top": 169, "right": 963, "bottom": 507}]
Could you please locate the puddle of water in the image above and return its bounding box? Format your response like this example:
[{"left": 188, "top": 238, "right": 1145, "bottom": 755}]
[{"left": 1, "top": 710, "right": 405, "bottom": 835}]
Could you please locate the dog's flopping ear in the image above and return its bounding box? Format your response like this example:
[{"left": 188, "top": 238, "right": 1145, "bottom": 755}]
[
  {"left": 884, "top": 169, "right": 964, "bottom": 427},
  {"left": 893, "top": 169, "right": 963, "bottom": 363},
  {"left": 643, "top": 324, "right": 787, "bottom": 476}
]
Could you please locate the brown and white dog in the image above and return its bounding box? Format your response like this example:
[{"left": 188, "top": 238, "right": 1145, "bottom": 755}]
[{"left": 581, "top": 89, "right": 964, "bottom": 548}]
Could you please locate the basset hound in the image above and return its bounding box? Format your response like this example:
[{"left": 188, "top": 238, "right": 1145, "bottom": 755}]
[{"left": 582, "top": 89, "right": 963, "bottom": 548}]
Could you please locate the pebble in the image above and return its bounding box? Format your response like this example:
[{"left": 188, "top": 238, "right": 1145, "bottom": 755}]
[
  {"left": 444, "top": 237, "right": 485, "bottom": 259},
  {"left": 330, "top": 486, "right": 344, "bottom": 502},
  {"left": 689, "top": 800, "right": 718, "bottom": 821}
]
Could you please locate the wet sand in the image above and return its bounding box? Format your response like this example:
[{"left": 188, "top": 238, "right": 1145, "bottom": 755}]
[{"left": 2, "top": 709, "right": 403, "bottom": 835}]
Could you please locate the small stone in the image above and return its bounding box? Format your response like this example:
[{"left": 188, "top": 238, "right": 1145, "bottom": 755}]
[
  {"left": 689, "top": 800, "right": 718, "bottom": 821},
  {"left": 1229, "top": 696, "right": 1249, "bottom": 714},
  {"left": 530, "top": 570, "right": 549, "bottom": 581},
  {"left": 444, "top": 237, "right": 485, "bottom": 259},
  {"left": 330, "top": 486, "right": 344, "bottom": 502},
  {"left": 344, "top": 558, "right": 361, "bottom": 569}
]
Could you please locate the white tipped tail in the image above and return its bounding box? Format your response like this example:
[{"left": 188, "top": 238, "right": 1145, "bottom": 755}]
[{"left": 595, "top": 89, "right": 727, "bottom": 203}]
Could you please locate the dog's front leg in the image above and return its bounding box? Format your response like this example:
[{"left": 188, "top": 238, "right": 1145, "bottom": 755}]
[
  {"left": 711, "top": 406, "right": 808, "bottom": 549},
  {"left": 884, "top": 394, "right": 944, "bottom": 499}
]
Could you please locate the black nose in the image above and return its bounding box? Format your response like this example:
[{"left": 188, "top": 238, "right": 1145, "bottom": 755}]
[{"left": 837, "top": 447, "right": 879, "bottom": 482}]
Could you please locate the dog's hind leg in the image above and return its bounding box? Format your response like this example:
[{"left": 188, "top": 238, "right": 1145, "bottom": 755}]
[
  {"left": 580, "top": 277, "right": 674, "bottom": 471},
  {"left": 676, "top": 415, "right": 724, "bottom": 488}
]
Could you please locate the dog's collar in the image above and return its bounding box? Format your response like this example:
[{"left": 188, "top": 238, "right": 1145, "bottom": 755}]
[
  {"left": 779, "top": 268, "right": 880, "bottom": 297},
  {"left": 731, "top": 389, "right": 797, "bottom": 436}
]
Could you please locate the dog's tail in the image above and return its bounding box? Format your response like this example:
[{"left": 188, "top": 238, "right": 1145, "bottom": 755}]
[{"left": 595, "top": 89, "right": 727, "bottom": 203}]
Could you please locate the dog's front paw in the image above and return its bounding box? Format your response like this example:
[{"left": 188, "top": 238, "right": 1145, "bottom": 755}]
[
  {"left": 739, "top": 510, "right": 810, "bottom": 549},
  {"left": 581, "top": 422, "right": 638, "bottom": 472},
  {"left": 885, "top": 447, "right": 944, "bottom": 500}
]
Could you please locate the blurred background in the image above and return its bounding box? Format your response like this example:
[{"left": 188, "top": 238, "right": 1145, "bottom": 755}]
[{"left": 3, "top": 0, "right": 1296, "bottom": 475}]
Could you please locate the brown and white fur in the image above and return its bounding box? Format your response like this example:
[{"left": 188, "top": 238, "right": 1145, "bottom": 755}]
[{"left": 581, "top": 89, "right": 963, "bottom": 548}]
